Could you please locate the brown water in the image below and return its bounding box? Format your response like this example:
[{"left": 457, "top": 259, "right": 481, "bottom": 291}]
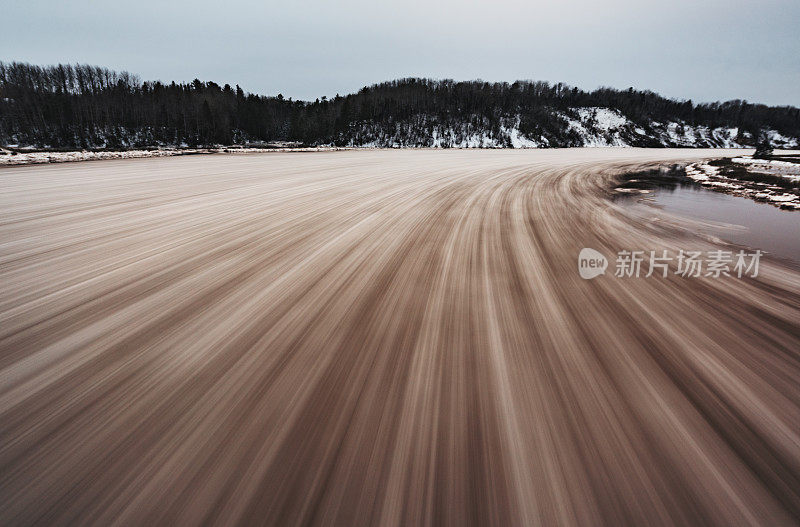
[{"left": 624, "top": 184, "right": 800, "bottom": 264}]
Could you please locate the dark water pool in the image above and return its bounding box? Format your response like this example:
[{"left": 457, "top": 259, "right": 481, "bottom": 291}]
[{"left": 621, "top": 184, "right": 800, "bottom": 264}]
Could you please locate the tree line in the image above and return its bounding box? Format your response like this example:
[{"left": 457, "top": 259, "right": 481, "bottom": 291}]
[{"left": 1, "top": 61, "right": 798, "bottom": 149}]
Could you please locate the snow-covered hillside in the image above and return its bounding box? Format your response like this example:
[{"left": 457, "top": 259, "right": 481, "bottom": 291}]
[
  {"left": 338, "top": 107, "right": 799, "bottom": 149},
  {"left": 5, "top": 66, "right": 798, "bottom": 150}
]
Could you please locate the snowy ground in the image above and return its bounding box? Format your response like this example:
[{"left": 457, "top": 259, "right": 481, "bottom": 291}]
[
  {"left": 685, "top": 154, "right": 800, "bottom": 210},
  {"left": 731, "top": 157, "right": 800, "bottom": 183},
  {"left": 0, "top": 147, "right": 349, "bottom": 166}
]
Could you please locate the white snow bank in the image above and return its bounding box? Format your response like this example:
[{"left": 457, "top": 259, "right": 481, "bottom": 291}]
[{"left": 0, "top": 147, "right": 348, "bottom": 166}]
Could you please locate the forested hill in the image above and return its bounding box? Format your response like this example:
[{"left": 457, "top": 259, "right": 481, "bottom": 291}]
[{"left": 2, "top": 61, "right": 799, "bottom": 150}]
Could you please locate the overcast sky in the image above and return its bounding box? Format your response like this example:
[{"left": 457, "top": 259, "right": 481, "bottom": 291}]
[{"left": 3, "top": 0, "right": 798, "bottom": 105}]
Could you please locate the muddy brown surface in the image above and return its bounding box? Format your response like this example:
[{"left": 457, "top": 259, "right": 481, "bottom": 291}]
[{"left": 1, "top": 149, "right": 798, "bottom": 525}]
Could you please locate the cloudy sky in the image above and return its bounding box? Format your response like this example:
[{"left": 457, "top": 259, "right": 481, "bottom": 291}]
[{"left": 4, "top": 0, "right": 798, "bottom": 105}]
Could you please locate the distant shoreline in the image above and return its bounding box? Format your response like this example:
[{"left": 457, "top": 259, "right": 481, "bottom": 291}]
[
  {"left": 0, "top": 145, "right": 768, "bottom": 167},
  {"left": 0, "top": 146, "right": 354, "bottom": 166}
]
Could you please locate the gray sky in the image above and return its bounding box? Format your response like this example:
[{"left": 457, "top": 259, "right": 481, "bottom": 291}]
[{"left": 3, "top": 0, "right": 799, "bottom": 105}]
